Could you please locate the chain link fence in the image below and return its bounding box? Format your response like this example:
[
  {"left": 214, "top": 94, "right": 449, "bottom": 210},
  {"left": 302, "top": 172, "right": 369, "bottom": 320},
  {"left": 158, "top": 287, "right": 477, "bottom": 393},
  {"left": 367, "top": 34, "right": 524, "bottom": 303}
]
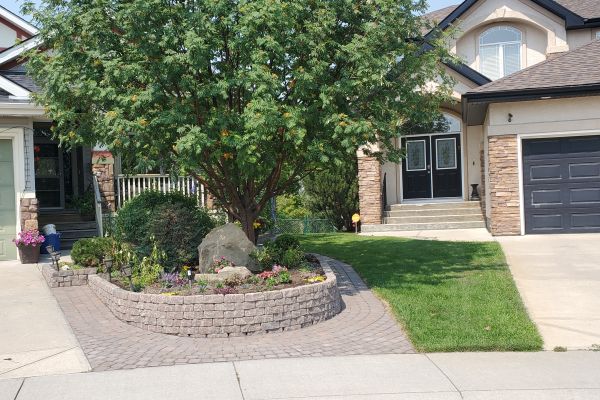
[{"left": 272, "top": 218, "right": 337, "bottom": 234}]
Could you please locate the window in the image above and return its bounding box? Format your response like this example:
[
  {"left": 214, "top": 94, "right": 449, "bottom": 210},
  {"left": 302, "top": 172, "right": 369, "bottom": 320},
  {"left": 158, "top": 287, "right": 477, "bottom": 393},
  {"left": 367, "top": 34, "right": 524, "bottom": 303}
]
[
  {"left": 406, "top": 141, "right": 426, "bottom": 171},
  {"left": 596, "top": 31, "right": 600, "bottom": 40},
  {"left": 480, "top": 26, "right": 522, "bottom": 80}
]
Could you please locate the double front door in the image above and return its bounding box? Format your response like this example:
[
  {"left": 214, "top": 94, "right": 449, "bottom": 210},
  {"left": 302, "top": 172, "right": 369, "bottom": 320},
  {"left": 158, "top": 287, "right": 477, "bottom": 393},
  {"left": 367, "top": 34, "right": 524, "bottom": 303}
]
[{"left": 402, "top": 134, "right": 462, "bottom": 199}]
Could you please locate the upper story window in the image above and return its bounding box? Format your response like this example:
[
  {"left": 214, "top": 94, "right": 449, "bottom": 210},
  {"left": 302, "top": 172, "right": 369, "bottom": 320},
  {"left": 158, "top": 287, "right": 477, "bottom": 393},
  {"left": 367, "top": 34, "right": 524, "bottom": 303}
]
[
  {"left": 596, "top": 31, "right": 600, "bottom": 40},
  {"left": 479, "top": 26, "right": 522, "bottom": 80}
]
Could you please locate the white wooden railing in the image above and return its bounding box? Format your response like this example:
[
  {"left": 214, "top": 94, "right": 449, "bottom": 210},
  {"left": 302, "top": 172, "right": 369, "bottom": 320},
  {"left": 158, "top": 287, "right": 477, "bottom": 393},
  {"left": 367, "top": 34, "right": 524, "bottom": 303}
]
[{"left": 116, "top": 174, "right": 206, "bottom": 209}]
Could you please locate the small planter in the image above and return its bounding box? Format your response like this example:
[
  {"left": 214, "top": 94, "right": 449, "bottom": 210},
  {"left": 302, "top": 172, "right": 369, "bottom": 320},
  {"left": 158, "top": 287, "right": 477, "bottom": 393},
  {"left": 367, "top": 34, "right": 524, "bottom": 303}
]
[{"left": 18, "top": 245, "right": 41, "bottom": 264}]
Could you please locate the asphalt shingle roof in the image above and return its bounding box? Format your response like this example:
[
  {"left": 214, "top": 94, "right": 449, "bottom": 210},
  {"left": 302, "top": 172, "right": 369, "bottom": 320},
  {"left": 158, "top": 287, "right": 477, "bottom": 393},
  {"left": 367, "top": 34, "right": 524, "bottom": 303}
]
[
  {"left": 423, "top": 4, "right": 459, "bottom": 24},
  {"left": 468, "top": 40, "right": 600, "bottom": 95},
  {"left": 554, "top": 0, "right": 600, "bottom": 19},
  {"left": 0, "top": 70, "right": 39, "bottom": 92}
]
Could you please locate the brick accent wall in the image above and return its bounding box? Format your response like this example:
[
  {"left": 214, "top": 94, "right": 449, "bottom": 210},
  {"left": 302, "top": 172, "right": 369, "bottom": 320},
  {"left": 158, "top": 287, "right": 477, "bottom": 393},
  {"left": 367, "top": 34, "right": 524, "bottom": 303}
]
[
  {"left": 488, "top": 135, "right": 521, "bottom": 235},
  {"left": 357, "top": 156, "right": 382, "bottom": 225},
  {"left": 89, "top": 261, "right": 341, "bottom": 338},
  {"left": 91, "top": 151, "right": 116, "bottom": 211},
  {"left": 20, "top": 198, "right": 38, "bottom": 231}
]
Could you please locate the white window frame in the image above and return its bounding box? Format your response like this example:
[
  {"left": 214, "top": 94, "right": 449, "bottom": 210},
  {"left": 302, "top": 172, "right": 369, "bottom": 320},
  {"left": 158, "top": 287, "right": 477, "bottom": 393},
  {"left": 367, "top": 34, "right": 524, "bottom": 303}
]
[
  {"left": 435, "top": 138, "right": 457, "bottom": 170},
  {"left": 405, "top": 140, "right": 427, "bottom": 172},
  {"left": 596, "top": 31, "right": 600, "bottom": 40},
  {"left": 479, "top": 26, "right": 522, "bottom": 80}
]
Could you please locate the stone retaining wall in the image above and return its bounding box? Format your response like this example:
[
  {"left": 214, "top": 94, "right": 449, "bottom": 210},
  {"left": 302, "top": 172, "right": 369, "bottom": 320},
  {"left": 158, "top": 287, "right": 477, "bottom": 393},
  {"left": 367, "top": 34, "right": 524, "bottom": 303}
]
[
  {"left": 42, "top": 264, "right": 98, "bottom": 288},
  {"left": 88, "top": 260, "right": 342, "bottom": 338}
]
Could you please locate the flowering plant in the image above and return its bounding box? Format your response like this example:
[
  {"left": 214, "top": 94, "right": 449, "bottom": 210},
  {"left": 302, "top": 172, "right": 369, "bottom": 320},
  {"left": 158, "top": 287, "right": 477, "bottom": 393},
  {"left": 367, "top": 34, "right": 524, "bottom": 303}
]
[
  {"left": 209, "top": 256, "right": 234, "bottom": 273},
  {"left": 258, "top": 265, "right": 287, "bottom": 280},
  {"left": 160, "top": 272, "right": 187, "bottom": 288},
  {"left": 14, "top": 230, "right": 45, "bottom": 247}
]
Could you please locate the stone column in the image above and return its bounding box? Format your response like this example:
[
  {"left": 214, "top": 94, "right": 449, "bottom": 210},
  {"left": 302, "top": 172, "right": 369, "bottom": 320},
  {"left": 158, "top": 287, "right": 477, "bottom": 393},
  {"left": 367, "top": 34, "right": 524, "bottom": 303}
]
[
  {"left": 488, "top": 135, "right": 521, "bottom": 235},
  {"left": 91, "top": 150, "right": 116, "bottom": 211},
  {"left": 357, "top": 156, "right": 382, "bottom": 225},
  {"left": 20, "top": 198, "right": 38, "bottom": 231}
]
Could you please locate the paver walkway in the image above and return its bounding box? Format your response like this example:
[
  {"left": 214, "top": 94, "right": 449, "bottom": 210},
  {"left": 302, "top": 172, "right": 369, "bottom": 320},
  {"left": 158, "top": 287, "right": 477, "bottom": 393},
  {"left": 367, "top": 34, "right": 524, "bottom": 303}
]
[{"left": 53, "top": 257, "right": 413, "bottom": 371}]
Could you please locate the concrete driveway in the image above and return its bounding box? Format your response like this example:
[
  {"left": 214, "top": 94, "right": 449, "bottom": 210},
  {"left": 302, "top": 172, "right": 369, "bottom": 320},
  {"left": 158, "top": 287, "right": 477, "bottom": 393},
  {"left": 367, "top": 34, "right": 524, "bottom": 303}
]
[
  {"left": 498, "top": 234, "right": 600, "bottom": 350},
  {"left": 0, "top": 260, "right": 90, "bottom": 380}
]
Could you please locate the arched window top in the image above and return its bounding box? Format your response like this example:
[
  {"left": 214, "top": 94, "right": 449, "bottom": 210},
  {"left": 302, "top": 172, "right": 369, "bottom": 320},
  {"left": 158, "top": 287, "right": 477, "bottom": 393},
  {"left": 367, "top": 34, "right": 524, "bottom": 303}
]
[
  {"left": 480, "top": 26, "right": 522, "bottom": 46},
  {"left": 442, "top": 113, "right": 461, "bottom": 133},
  {"left": 479, "top": 26, "right": 522, "bottom": 80}
]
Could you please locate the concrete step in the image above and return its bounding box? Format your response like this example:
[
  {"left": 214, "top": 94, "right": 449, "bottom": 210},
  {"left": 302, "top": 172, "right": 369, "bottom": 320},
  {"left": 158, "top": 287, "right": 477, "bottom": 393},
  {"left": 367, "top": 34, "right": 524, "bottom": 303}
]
[
  {"left": 362, "top": 221, "right": 486, "bottom": 232},
  {"left": 383, "top": 214, "right": 484, "bottom": 224},
  {"left": 387, "top": 202, "right": 481, "bottom": 211},
  {"left": 59, "top": 229, "right": 99, "bottom": 241},
  {"left": 49, "top": 221, "right": 98, "bottom": 231},
  {"left": 39, "top": 211, "right": 95, "bottom": 225},
  {"left": 385, "top": 207, "right": 482, "bottom": 217}
]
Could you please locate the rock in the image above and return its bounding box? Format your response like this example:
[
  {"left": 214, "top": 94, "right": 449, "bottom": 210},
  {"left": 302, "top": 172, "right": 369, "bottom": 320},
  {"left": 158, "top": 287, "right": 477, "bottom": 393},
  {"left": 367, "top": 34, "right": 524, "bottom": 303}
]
[
  {"left": 198, "top": 223, "right": 258, "bottom": 273},
  {"left": 217, "top": 266, "right": 252, "bottom": 280}
]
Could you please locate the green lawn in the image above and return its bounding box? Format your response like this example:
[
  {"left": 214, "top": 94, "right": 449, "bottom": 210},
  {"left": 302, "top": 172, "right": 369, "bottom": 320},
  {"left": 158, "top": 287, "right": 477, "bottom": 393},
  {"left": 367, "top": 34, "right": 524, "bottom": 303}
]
[{"left": 299, "top": 234, "right": 543, "bottom": 352}]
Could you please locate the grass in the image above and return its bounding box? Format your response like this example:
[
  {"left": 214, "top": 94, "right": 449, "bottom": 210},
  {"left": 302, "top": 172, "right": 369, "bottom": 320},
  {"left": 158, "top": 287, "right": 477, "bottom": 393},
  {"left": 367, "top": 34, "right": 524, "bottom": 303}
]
[{"left": 299, "top": 233, "right": 543, "bottom": 352}]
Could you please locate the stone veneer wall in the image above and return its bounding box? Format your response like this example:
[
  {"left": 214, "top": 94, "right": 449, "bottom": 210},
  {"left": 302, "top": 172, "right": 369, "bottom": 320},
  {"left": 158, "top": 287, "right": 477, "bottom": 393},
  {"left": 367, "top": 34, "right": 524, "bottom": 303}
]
[
  {"left": 488, "top": 135, "right": 521, "bottom": 235},
  {"left": 357, "top": 156, "right": 382, "bottom": 225},
  {"left": 88, "top": 261, "right": 342, "bottom": 338},
  {"left": 480, "top": 148, "right": 487, "bottom": 228},
  {"left": 91, "top": 150, "right": 116, "bottom": 211},
  {"left": 20, "top": 198, "right": 38, "bottom": 231},
  {"left": 42, "top": 264, "right": 98, "bottom": 288}
]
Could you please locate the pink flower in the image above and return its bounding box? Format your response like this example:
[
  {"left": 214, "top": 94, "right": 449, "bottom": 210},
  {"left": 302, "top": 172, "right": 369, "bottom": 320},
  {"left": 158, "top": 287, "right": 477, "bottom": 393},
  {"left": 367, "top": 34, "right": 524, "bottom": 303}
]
[{"left": 14, "top": 230, "right": 45, "bottom": 247}]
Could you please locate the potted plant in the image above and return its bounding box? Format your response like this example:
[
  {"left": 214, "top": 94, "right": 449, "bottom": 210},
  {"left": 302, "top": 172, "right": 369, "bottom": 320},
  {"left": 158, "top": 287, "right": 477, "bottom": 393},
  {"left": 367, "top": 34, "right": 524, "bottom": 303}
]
[{"left": 14, "top": 230, "right": 45, "bottom": 264}]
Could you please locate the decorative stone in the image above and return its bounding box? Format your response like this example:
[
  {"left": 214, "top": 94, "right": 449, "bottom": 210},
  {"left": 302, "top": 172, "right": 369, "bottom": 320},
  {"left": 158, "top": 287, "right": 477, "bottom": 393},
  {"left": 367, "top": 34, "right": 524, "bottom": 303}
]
[
  {"left": 217, "top": 266, "right": 252, "bottom": 280},
  {"left": 197, "top": 223, "right": 257, "bottom": 272}
]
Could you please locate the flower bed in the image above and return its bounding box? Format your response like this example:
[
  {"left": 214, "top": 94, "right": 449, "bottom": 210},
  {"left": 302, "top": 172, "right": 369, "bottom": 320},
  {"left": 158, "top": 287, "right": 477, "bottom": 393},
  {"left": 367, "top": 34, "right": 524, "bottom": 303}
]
[{"left": 88, "top": 256, "right": 341, "bottom": 338}]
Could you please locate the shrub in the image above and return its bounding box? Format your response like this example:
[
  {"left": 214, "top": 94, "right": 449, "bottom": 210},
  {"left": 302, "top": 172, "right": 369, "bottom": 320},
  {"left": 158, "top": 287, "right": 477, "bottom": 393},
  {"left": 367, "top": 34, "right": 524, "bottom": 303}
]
[
  {"left": 280, "top": 247, "right": 305, "bottom": 269},
  {"left": 114, "top": 191, "right": 214, "bottom": 271},
  {"left": 132, "top": 241, "right": 164, "bottom": 288},
  {"left": 273, "top": 234, "right": 300, "bottom": 251},
  {"left": 71, "top": 237, "right": 115, "bottom": 271}
]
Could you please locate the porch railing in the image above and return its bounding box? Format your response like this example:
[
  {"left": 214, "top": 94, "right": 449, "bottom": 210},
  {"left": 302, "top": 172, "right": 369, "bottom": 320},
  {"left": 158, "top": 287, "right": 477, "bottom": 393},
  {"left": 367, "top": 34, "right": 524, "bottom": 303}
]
[
  {"left": 92, "top": 175, "right": 104, "bottom": 237},
  {"left": 116, "top": 174, "right": 206, "bottom": 209}
]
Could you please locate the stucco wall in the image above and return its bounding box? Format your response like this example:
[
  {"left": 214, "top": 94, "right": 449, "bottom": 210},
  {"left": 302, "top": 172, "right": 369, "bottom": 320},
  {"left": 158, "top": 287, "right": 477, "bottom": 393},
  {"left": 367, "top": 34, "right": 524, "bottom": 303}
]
[
  {"left": 465, "top": 125, "right": 483, "bottom": 196},
  {"left": 486, "top": 97, "right": 600, "bottom": 137},
  {"left": 0, "top": 23, "right": 17, "bottom": 49}
]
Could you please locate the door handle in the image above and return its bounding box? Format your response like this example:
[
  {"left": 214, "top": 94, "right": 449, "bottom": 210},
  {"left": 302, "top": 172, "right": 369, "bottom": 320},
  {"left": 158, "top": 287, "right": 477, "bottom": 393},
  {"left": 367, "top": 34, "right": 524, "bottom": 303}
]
[{"left": 427, "top": 164, "right": 431, "bottom": 173}]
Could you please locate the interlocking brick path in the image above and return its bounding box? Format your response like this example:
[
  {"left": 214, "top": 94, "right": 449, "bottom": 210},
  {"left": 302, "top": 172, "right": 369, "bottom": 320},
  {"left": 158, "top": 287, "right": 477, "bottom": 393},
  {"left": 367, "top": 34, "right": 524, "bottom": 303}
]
[{"left": 53, "top": 257, "right": 414, "bottom": 371}]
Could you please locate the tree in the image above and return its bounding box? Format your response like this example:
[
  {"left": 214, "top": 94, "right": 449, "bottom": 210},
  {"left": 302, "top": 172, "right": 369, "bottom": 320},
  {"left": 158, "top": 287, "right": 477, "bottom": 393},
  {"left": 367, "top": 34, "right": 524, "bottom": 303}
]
[
  {"left": 25, "top": 0, "right": 454, "bottom": 242},
  {"left": 304, "top": 157, "right": 358, "bottom": 231}
]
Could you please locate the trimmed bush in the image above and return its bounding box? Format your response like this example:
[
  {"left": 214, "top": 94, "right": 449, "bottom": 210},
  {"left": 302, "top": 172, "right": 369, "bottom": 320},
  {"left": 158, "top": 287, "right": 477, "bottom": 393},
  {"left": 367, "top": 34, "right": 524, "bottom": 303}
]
[
  {"left": 71, "top": 237, "right": 115, "bottom": 271},
  {"left": 114, "top": 191, "right": 214, "bottom": 271},
  {"left": 273, "top": 234, "right": 300, "bottom": 251}
]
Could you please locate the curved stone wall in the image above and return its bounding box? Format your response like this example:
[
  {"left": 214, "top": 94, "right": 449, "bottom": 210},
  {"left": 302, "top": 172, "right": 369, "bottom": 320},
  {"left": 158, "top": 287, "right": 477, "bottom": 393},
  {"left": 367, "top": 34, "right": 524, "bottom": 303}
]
[{"left": 88, "top": 260, "right": 342, "bottom": 338}]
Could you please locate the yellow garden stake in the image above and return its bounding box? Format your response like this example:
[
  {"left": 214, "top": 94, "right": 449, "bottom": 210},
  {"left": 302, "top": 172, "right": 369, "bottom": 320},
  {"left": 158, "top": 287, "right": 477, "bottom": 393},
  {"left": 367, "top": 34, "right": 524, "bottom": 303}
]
[{"left": 352, "top": 213, "right": 360, "bottom": 234}]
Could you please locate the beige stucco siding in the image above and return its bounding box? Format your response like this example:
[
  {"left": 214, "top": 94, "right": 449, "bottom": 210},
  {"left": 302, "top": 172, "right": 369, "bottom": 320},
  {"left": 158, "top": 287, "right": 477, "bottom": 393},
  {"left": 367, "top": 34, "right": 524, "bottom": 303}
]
[
  {"left": 465, "top": 125, "right": 483, "bottom": 195},
  {"left": 486, "top": 97, "right": 600, "bottom": 136}
]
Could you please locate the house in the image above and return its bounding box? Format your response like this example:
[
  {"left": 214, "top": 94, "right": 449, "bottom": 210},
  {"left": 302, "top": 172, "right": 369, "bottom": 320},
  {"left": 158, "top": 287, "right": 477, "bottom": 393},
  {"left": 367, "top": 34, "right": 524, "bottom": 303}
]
[
  {"left": 358, "top": 0, "right": 600, "bottom": 236},
  {"left": 0, "top": 6, "right": 116, "bottom": 261}
]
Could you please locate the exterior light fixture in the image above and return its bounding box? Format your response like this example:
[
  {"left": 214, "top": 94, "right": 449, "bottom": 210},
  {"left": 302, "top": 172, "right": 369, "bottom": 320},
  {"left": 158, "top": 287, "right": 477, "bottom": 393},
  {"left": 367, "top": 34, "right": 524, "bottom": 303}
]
[
  {"left": 121, "top": 262, "right": 134, "bottom": 291},
  {"left": 50, "top": 250, "right": 61, "bottom": 270},
  {"left": 103, "top": 256, "right": 113, "bottom": 282},
  {"left": 187, "top": 268, "right": 195, "bottom": 288}
]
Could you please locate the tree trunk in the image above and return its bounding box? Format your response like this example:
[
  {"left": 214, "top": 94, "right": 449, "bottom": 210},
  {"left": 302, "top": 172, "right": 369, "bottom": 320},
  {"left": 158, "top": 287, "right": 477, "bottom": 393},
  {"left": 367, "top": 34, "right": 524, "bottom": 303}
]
[{"left": 239, "top": 210, "right": 258, "bottom": 244}]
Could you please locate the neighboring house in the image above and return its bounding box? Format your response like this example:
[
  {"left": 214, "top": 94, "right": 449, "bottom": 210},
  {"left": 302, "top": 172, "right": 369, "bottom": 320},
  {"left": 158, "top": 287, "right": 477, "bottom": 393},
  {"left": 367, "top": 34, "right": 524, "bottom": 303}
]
[
  {"left": 359, "top": 0, "right": 600, "bottom": 236},
  {"left": 0, "top": 6, "right": 114, "bottom": 261}
]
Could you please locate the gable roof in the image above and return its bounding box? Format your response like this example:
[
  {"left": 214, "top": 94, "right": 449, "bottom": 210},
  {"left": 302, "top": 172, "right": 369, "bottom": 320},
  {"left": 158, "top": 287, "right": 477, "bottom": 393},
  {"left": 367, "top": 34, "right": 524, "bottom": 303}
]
[
  {"left": 423, "top": 5, "right": 459, "bottom": 25},
  {"left": 428, "top": 0, "right": 600, "bottom": 34},
  {"left": 0, "top": 6, "right": 38, "bottom": 36},
  {"left": 467, "top": 40, "right": 600, "bottom": 96}
]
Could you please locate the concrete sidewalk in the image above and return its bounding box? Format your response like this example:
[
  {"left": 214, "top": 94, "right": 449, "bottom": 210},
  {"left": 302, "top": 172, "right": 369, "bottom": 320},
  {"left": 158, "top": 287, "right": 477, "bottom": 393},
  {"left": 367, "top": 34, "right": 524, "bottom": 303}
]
[
  {"left": 0, "top": 261, "right": 89, "bottom": 380},
  {"left": 2, "top": 352, "right": 600, "bottom": 399}
]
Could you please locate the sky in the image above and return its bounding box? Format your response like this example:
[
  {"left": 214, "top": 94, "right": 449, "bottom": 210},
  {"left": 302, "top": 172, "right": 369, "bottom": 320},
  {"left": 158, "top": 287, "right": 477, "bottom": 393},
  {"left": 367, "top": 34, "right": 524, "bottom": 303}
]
[{"left": 1, "top": 0, "right": 460, "bottom": 22}]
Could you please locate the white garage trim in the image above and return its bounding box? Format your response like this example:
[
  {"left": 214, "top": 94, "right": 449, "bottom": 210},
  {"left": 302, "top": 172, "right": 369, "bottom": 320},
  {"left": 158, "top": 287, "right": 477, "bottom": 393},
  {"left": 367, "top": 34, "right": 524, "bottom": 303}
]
[{"left": 517, "top": 129, "right": 600, "bottom": 235}]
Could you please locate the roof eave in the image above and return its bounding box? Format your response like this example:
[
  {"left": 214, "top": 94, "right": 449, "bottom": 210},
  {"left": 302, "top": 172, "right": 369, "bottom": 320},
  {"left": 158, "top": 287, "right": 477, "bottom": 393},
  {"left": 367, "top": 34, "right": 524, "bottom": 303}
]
[{"left": 462, "top": 84, "right": 600, "bottom": 125}]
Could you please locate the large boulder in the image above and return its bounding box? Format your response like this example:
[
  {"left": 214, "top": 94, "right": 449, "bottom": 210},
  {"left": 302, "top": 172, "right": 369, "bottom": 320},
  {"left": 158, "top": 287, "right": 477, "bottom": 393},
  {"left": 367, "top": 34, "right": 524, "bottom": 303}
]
[{"left": 198, "top": 224, "right": 258, "bottom": 272}]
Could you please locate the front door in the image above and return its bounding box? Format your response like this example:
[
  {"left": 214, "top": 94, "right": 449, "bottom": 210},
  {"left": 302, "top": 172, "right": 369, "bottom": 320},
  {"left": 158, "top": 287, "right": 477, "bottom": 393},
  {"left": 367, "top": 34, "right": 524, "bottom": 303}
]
[
  {"left": 35, "top": 142, "right": 65, "bottom": 209},
  {"left": 402, "top": 134, "right": 462, "bottom": 199}
]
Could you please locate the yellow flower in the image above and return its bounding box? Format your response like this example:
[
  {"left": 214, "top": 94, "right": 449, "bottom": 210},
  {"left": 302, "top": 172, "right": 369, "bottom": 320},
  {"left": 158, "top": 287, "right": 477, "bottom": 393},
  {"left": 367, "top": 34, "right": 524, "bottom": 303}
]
[
  {"left": 139, "top": 118, "right": 148, "bottom": 127},
  {"left": 220, "top": 129, "right": 230, "bottom": 137},
  {"left": 306, "top": 275, "right": 326, "bottom": 283},
  {"left": 68, "top": 131, "right": 76, "bottom": 139},
  {"left": 223, "top": 152, "right": 234, "bottom": 160},
  {"left": 131, "top": 95, "right": 138, "bottom": 102},
  {"left": 338, "top": 121, "right": 348, "bottom": 127},
  {"left": 105, "top": 110, "right": 117, "bottom": 118},
  {"left": 253, "top": 221, "right": 262, "bottom": 229},
  {"left": 283, "top": 112, "right": 291, "bottom": 118}
]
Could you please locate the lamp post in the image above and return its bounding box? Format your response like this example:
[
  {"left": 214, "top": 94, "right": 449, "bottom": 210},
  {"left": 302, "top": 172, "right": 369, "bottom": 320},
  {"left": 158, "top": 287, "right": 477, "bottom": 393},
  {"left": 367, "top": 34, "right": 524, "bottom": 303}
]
[
  {"left": 187, "top": 268, "right": 195, "bottom": 289},
  {"left": 121, "top": 263, "right": 134, "bottom": 291},
  {"left": 50, "top": 250, "right": 61, "bottom": 270},
  {"left": 103, "top": 256, "right": 113, "bottom": 282}
]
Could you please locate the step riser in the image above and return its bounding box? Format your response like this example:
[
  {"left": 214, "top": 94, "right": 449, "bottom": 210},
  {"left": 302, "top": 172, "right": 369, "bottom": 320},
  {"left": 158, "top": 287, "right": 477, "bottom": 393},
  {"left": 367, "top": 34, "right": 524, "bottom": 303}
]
[
  {"left": 39, "top": 215, "right": 95, "bottom": 224},
  {"left": 388, "top": 202, "right": 481, "bottom": 211},
  {"left": 59, "top": 230, "right": 99, "bottom": 240},
  {"left": 384, "top": 215, "right": 484, "bottom": 224},
  {"left": 385, "top": 208, "right": 482, "bottom": 217},
  {"left": 362, "top": 221, "right": 486, "bottom": 232}
]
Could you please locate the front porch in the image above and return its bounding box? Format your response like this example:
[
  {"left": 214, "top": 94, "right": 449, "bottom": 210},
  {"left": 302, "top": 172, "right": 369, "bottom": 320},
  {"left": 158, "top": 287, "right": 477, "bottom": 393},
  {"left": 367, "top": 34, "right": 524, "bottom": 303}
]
[{"left": 357, "top": 112, "right": 487, "bottom": 233}]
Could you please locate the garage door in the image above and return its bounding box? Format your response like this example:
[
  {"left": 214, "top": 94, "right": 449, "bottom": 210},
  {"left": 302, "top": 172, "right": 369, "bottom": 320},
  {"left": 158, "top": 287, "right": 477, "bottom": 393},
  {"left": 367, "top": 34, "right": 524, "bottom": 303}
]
[
  {"left": 523, "top": 136, "right": 600, "bottom": 234},
  {"left": 0, "top": 139, "right": 17, "bottom": 260}
]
